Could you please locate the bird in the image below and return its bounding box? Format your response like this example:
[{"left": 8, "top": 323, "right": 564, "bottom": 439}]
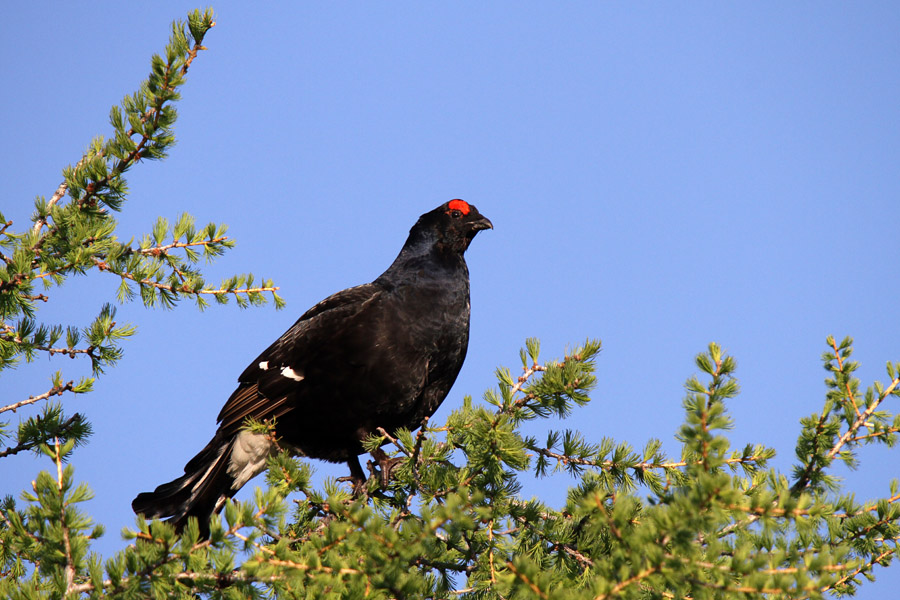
[{"left": 132, "top": 199, "right": 492, "bottom": 533}]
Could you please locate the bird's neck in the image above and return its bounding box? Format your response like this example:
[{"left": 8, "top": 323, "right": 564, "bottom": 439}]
[{"left": 377, "top": 232, "right": 469, "bottom": 285}]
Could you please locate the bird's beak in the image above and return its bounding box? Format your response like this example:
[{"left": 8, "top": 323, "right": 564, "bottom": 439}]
[{"left": 472, "top": 216, "right": 493, "bottom": 231}]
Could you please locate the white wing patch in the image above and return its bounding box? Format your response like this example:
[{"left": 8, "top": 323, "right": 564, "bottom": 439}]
[
  {"left": 259, "top": 361, "right": 269, "bottom": 370},
  {"left": 280, "top": 366, "right": 304, "bottom": 381}
]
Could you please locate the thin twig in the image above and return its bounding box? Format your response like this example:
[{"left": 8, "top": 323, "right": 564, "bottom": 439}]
[
  {"left": 134, "top": 237, "right": 229, "bottom": 257},
  {"left": 0, "top": 413, "right": 83, "bottom": 458},
  {"left": 0, "top": 381, "right": 76, "bottom": 415},
  {"left": 849, "top": 427, "right": 900, "bottom": 444},
  {"left": 54, "top": 438, "right": 77, "bottom": 594},
  {"left": 791, "top": 408, "right": 836, "bottom": 493},
  {"left": 94, "top": 258, "right": 278, "bottom": 298},
  {"left": 827, "top": 376, "right": 900, "bottom": 462},
  {"left": 531, "top": 445, "right": 767, "bottom": 472},
  {"left": 831, "top": 338, "right": 862, "bottom": 418},
  {"left": 595, "top": 566, "right": 659, "bottom": 600},
  {"left": 505, "top": 560, "right": 547, "bottom": 599},
  {"left": 31, "top": 181, "right": 69, "bottom": 236},
  {"left": 67, "top": 563, "right": 283, "bottom": 593},
  {"left": 500, "top": 363, "right": 546, "bottom": 416},
  {"left": 374, "top": 427, "right": 411, "bottom": 457},
  {"left": 826, "top": 542, "right": 897, "bottom": 591}
]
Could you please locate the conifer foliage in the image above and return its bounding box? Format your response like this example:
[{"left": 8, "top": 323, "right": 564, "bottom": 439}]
[{"left": 2, "top": 9, "right": 900, "bottom": 599}]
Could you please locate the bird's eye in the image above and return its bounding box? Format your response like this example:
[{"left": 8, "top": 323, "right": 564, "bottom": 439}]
[{"left": 447, "top": 199, "right": 471, "bottom": 216}]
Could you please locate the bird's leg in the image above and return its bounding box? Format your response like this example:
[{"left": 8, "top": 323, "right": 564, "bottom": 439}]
[
  {"left": 338, "top": 450, "right": 402, "bottom": 495},
  {"left": 369, "top": 447, "right": 404, "bottom": 488},
  {"left": 338, "top": 456, "right": 368, "bottom": 497}
]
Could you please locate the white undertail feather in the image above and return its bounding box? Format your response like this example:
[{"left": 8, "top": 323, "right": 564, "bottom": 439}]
[
  {"left": 228, "top": 430, "right": 275, "bottom": 483},
  {"left": 209, "top": 431, "right": 275, "bottom": 513}
]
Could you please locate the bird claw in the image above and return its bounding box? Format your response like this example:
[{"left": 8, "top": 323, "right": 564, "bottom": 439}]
[
  {"left": 336, "top": 474, "right": 368, "bottom": 497},
  {"left": 369, "top": 448, "right": 404, "bottom": 488}
]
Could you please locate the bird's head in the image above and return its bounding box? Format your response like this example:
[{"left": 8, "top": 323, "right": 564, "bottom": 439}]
[
  {"left": 414, "top": 199, "right": 493, "bottom": 255},
  {"left": 381, "top": 199, "right": 492, "bottom": 282}
]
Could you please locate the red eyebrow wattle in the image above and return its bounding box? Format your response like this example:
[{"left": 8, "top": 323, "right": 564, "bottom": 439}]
[{"left": 448, "top": 199, "right": 470, "bottom": 215}]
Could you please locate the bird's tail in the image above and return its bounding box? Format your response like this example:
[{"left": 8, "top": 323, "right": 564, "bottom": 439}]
[{"left": 132, "top": 432, "right": 239, "bottom": 536}]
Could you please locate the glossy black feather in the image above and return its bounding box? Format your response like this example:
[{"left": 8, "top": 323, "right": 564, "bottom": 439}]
[{"left": 133, "top": 201, "right": 491, "bottom": 532}]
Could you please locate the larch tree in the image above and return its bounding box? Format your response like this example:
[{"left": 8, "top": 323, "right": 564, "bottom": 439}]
[{"left": 1, "top": 9, "right": 899, "bottom": 600}]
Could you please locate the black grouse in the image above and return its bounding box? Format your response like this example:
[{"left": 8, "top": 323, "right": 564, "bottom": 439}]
[{"left": 132, "top": 200, "right": 492, "bottom": 531}]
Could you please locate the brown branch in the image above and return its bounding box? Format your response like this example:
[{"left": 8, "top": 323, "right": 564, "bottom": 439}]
[
  {"left": 0, "top": 413, "right": 83, "bottom": 458},
  {"left": 374, "top": 427, "right": 410, "bottom": 457},
  {"left": 505, "top": 560, "right": 548, "bottom": 599},
  {"left": 68, "top": 566, "right": 283, "bottom": 594},
  {"left": 794, "top": 341, "right": 900, "bottom": 493},
  {"left": 31, "top": 180, "right": 69, "bottom": 237},
  {"left": 834, "top": 492, "right": 900, "bottom": 520},
  {"left": 791, "top": 405, "right": 839, "bottom": 494},
  {"left": 671, "top": 552, "right": 856, "bottom": 596},
  {"left": 681, "top": 554, "right": 850, "bottom": 577},
  {"left": 40, "top": 345, "right": 93, "bottom": 359},
  {"left": 53, "top": 438, "right": 77, "bottom": 594},
  {"left": 827, "top": 376, "right": 900, "bottom": 462},
  {"left": 70, "top": 519, "right": 250, "bottom": 595},
  {"left": 849, "top": 427, "right": 900, "bottom": 444},
  {"left": 24, "top": 24, "right": 213, "bottom": 278},
  {"left": 449, "top": 586, "right": 475, "bottom": 595},
  {"left": 0, "top": 381, "right": 76, "bottom": 415},
  {"left": 261, "top": 557, "right": 361, "bottom": 577},
  {"left": 29, "top": 266, "right": 72, "bottom": 281},
  {"left": 400, "top": 415, "right": 432, "bottom": 516},
  {"left": 24, "top": 237, "right": 228, "bottom": 286},
  {"left": 506, "top": 499, "right": 595, "bottom": 571},
  {"left": 181, "top": 22, "right": 213, "bottom": 76},
  {"left": 499, "top": 363, "right": 547, "bottom": 416},
  {"left": 232, "top": 513, "right": 362, "bottom": 578},
  {"left": 0, "top": 220, "right": 13, "bottom": 266},
  {"left": 0, "top": 330, "right": 96, "bottom": 360},
  {"left": 21, "top": 293, "right": 49, "bottom": 302},
  {"left": 532, "top": 445, "right": 767, "bottom": 472},
  {"left": 134, "top": 237, "right": 229, "bottom": 257},
  {"left": 831, "top": 338, "right": 862, "bottom": 418},
  {"left": 595, "top": 566, "right": 659, "bottom": 600},
  {"left": 95, "top": 88, "right": 173, "bottom": 205},
  {"left": 825, "top": 542, "right": 897, "bottom": 592},
  {"left": 721, "top": 503, "right": 810, "bottom": 518},
  {"left": 0, "top": 500, "right": 42, "bottom": 545},
  {"left": 71, "top": 25, "right": 211, "bottom": 214},
  {"left": 555, "top": 542, "right": 594, "bottom": 569},
  {"left": 94, "top": 258, "right": 278, "bottom": 298},
  {"left": 688, "top": 578, "right": 825, "bottom": 596},
  {"left": 722, "top": 475, "right": 900, "bottom": 542}
]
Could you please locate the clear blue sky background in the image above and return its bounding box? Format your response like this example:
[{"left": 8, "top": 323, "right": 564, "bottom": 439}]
[{"left": 3, "top": 2, "right": 899, "bottom": 595}]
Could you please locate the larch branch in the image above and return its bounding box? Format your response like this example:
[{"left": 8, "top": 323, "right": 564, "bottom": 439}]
[
  {"left": 0, "top": 413, "right": 83, "bottom": 458},
  {"left": 827, "top": 376, "right": 900, "bottom": 461},
  {"left": 94, "top": 258, "right": 278, "bottom": 298},
  {"left": 0, "top": 381, "right": 76, "bottom": 415},
  {"left": 134, "top": 237, "right": 229, "bottom": 257}
]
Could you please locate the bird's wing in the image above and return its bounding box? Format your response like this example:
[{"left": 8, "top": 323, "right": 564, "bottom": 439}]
[{"left": 215, "top": 283, "right": 386, "bottom": 433}]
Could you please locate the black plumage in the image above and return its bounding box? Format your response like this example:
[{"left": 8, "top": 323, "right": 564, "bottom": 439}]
[{"left": 132, "top": 200, "right": 492, "bottom": 531}]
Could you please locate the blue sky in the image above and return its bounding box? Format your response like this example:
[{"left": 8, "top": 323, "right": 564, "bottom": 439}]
[{"left": 3, "top": 2, "right": 899, "bottom": 595}]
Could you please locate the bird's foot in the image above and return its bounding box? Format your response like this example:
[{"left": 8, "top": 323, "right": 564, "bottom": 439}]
[
  {"left": 336, "top": 474, "right": 368, "bottom": 497},
  {"left": 369, "top": 448, "right": 404, "bottom": 488},
  {"left": 341, "top": 457, "right": 370, "bottom": 497}
]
